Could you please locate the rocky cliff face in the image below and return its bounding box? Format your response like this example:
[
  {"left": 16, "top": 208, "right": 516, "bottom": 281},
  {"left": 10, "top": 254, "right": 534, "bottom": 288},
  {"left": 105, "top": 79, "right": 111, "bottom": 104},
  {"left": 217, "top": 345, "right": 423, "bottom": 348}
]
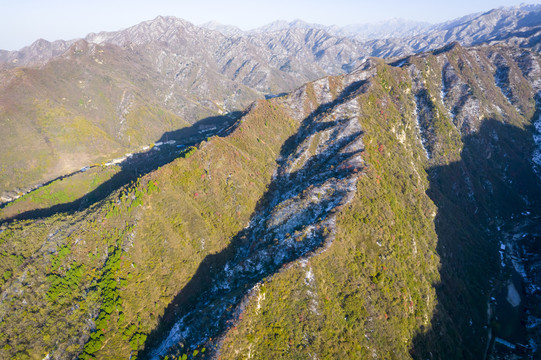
[{"left": 0, "top": 41, "right": 539, "bottom": 360}]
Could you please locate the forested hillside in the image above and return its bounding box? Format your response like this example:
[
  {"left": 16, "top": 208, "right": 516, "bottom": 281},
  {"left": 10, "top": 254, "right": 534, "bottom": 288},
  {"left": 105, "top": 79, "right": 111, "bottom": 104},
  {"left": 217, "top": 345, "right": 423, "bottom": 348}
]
[{"left": 1, "top": 41, "right": 540, "bottom": 359}]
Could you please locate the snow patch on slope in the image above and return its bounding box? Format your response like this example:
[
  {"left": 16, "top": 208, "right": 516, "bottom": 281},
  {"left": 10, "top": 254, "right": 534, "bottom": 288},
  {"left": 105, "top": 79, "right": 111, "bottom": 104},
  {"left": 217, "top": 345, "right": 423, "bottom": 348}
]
[
  {"left": 413, "top": 97, "right": 431, "bottom": 159},
  {"left": 532, "top": 97, "right": 541, "bottom": 179},
  {"left": 150, "top": 75, "right": 368, "bottom": 359}
]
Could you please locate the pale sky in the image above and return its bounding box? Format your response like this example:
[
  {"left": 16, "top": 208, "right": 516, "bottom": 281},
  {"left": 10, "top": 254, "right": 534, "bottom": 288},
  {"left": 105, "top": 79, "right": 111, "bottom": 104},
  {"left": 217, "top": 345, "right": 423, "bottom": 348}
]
[{"left": 0, "top": 0, "right": 539, "bottom": 50}]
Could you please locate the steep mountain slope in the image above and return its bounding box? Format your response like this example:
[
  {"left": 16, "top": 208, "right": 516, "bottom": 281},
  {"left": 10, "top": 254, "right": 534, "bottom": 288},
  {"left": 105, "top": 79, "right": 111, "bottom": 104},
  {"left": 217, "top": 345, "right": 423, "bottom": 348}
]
[
  {"left": 0, "top": 17, "right": 370, "bottom": 199},
  {"left": 0, "top": 41, "right": 540, "bottom": 360},
  {"left": 164, "top": 43, "right": 541, "bottom": 360},
  {"left": 0, "top": 37, "right": 261, "bottom": 201}
]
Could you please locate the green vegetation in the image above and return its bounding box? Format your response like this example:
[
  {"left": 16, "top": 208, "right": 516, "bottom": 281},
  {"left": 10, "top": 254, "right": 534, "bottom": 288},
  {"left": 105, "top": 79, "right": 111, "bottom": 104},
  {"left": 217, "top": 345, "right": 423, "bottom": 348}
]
[
  {"left": 0, "top": 46, "right": 195, "bottom": 195},
  {"left": 0, "top": 166, "right": 120, "bottom": 221},
  {"left": 80, "top": 227, "right": 131, "bottom": 359},
  {"left": 0, "top": 44, "right": 539, "bottom": 360},
  {"left": 219, "top": 62, "right": 440, "bottom": 359},
  {"left": 47, "top": 262, "right": 85, "bottom": 303},
  {"left": 0, "top": 98, "right": 299, "bottom": 359}
]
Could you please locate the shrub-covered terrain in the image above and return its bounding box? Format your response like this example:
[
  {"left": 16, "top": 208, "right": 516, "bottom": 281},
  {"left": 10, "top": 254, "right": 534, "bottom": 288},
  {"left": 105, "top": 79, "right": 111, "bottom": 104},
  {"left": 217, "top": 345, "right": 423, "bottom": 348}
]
[{"left": 0, "top": 43, "right": 540, "bottom": 360}]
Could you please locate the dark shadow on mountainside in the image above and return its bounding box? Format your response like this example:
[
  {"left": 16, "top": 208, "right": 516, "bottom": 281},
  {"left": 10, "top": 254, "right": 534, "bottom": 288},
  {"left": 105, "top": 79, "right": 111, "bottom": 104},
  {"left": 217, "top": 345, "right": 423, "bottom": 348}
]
[
  {"left": 139, "top": 80, "right": 370, "bottom": 359},
  {"left": 410, "top": 118, "right": 541, "bottom": 359},
  {"left": 0, "top": 112, "right": 242, "bottom": 225}
]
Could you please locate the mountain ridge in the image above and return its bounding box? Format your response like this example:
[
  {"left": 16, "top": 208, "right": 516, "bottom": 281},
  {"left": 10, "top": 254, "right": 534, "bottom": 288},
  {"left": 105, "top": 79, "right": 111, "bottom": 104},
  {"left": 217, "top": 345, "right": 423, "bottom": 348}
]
[
  {"left": 1, "top": 3, "right": 540, "bottom": 216},
  {"left": 2, "top": 4, "right": 540, "bottom": 66},
  {"left": 0, "top": 39, "right": 540, "bottom": 359}
]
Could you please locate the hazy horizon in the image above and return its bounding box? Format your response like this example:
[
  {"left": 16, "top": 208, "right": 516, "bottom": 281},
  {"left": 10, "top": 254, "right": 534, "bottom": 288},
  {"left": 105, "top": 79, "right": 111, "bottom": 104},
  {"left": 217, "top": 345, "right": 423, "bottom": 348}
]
[{"left": 1, "top": 0, "right": 539, "bottom": 50}]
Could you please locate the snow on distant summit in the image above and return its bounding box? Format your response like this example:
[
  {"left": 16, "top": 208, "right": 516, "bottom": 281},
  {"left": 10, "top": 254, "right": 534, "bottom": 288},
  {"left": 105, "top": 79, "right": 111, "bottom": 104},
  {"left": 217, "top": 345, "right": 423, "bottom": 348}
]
[
  {"left": 337, "top": 18, "right": 433, "bottom": 39},
  {"left": 200, "top": 20, "right": 244, "bottom": 36}
]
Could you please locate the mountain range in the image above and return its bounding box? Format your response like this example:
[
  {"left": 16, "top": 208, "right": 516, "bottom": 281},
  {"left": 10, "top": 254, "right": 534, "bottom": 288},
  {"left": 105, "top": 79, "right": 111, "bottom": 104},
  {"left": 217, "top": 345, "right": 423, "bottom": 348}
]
[
  {"left": 1, "top": 5, "right": 540, "bottom": 202},
  {"left": 0, "top": 4, "right": 540, "bottom": 360}
]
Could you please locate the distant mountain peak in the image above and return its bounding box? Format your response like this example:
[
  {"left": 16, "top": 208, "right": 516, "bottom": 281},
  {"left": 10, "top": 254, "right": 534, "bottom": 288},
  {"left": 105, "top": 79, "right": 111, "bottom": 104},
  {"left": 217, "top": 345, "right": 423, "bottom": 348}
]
[
  {"left": 249, "top": 19, "right": 331, "bottom": 34},
  {"left": 143, "top": 15, "right": 193, "bottom": 30},
  {"left": 2, "top": 3, "right": 540, "bottom": 71},
  {"left": 200, "top": 20, "right": 244, "bottom": 36}
]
